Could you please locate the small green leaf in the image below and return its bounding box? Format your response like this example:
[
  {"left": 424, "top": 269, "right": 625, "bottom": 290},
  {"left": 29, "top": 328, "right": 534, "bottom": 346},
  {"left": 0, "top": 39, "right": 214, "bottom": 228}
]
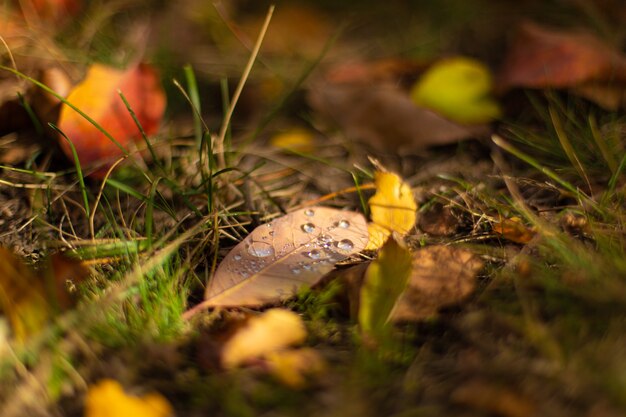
[
  {"left": 359, "top": 237, "right": 412, "bottom": 342},
  {"left": 410, "top": 56, "right": 501, "bottom": 124}
]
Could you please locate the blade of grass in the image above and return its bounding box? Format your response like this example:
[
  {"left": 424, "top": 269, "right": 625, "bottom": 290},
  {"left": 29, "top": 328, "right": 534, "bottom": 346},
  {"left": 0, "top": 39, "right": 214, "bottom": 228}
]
[
  {"left": 49, "top": 124, "right": 90, "bottom": 218},
  {"left": 548, "top": 105, "right": 592, "bottom": 193},
  {"left": 184, "top": 65, "right": 203, "bottom": 150},
  {"left": 145, "top": 177, "right": 163, "bottom": 249},
  {"left": 215, "top": 5, "right": 275, "bottom": 169},
  {"left": 118, "top": 90, "right": 165, "bottom": 175}
]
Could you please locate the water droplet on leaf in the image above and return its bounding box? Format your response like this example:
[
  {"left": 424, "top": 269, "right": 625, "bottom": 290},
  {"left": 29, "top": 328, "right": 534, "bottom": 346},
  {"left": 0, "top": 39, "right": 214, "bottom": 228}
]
[
  {"left": 337, "top": 219, "right": 350, "bottom": 229},
  {"left": 306, "top": 249, "right": 322, "bottom": 260},
  {"left": 301, "top": 223, "right": 316, "bottom": 233},
  {"left": 247, "top": 242, "right": 275, "bottom": 258},
  {"left": 336, "top": 239, "right": 354, "bottom": 251},
  {"left": 304, "top": 209, "right": 315, "bottom": 217}
]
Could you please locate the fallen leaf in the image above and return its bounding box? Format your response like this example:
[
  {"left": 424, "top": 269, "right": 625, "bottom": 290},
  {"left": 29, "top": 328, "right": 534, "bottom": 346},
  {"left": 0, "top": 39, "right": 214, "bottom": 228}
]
[
  {"left": 365, "top": 171, "right": 417, "bottom": 249},
  {"left": 45, "top": 252, "right": 90, "bottom": 310},
  {"left": 0, "top": 247, "right": 51, "bottom": 344},
  {"left": 451, "top": 378, "right": 536, "bottom": 417},
  {"left": 57, "top": 63, "right": 166, "bottom": 177},
  {"left": 0, "top": 248, "right": 89, "bottom": 343},
  {"left": 497, "top": 21, "right": 626, "bottom": 107},
  {"left": 265, "top": 347, "right": 326, "bottom": 388},
  {"left": 493, "top": 217, "right": 536, "bottom": 244},
  {"left": 269, "top": 128, "right": 315, "bottom": 153},
  {"left": 16, "top": 0, "right": 82, "bottom": 23},
  {"left": 84, "top": 379, "right": 173, "bottom": 417},
  {"left": 418, "top": 203, "right": 460, "bottom": 236},
  {"left": 359, "top": 237, "right": 412, "bottom": 342},
  {"left": 239, "top": 4, "right": 331, "bottom": 57},
  {"left": 364, "top": 223, "right": 391, "bottom": 251},
  {"left": 410, "top": 56, "right": 501, "bottom": 124},
  {"left": 391, "top": 245, "right": 483, "bottom": 322},
  {"left": 307, "top": 80, "right": 490, "bottom": 153},
  {"left": 205, "top": 207, "right": 368, "bottom": 307},
  {"left": 221, "top": 309, "right": 307, "bottom": 369}
]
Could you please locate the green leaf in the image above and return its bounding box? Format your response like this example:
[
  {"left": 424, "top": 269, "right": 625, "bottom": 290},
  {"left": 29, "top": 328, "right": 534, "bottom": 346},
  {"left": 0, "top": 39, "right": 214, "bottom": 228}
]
[
  {"left": 410, "top": 56, "right": 501, "bottom": 124},
  {"left": 359, "top": 237, "right": 412, "bottom": 342}
]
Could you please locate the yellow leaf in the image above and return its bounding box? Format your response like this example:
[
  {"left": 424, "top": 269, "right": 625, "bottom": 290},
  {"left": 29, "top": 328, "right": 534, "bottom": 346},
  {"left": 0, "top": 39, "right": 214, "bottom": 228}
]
[
  {"left": 265, "top": 348, "right": 326, "bottom": 388},
  {"left": 364, "top": 222, "right": 391, "bottom": 251},
  {"left": 269, "top": 128, "right": 315, "bottom": 153},
  {"left": 84, "top": 379, "right": 172, "bottom": 417},
  {"left": 359, "top": 238, "right": 412, "bottom": 342},
  {"left": 410, "top": 57, "right": 501, "bottom": 124},
  {"left": 0, "top": 248, "right": 52, "bottom": 344},
  {"left": 221, "top": 309, "right": 307, "bottom": 369},
  {"left": 368, "top": 171, "right": 417, "bottom": 240}
]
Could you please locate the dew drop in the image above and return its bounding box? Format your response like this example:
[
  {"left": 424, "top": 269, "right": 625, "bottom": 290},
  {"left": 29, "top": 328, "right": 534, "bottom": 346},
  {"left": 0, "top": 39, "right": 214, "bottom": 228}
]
[
  {"left": 306, "top": 249, "right": 322, "bottom": 260},
  {"left": 241, "top": 271, "right": 250, "bottom": 278},
  {"left": 337, "top": 219, "right": 350, "bottom": 229},
  {"left": 247, "top": 242, "right": 275, "bottom": 258},
  {"left": 291, "top": 267, "right": 301, "bottom": 275},
  {"left": 336, "top": 239, "right": 354, "bottom": 251},
  {"left": 318, "top": 234, "right": 333, "bottom": 243},
  {"left": 233, "top": 254, "right": 242, "bottom": 261},
  {"left": 304, "top": 209, "right": 315, "bottom": 217},
  {"left": 302, "top": 264, "right": 312, "bottom": 271},
  {"left": 301, "top": 223, "right": 316, "bottom": 233}
]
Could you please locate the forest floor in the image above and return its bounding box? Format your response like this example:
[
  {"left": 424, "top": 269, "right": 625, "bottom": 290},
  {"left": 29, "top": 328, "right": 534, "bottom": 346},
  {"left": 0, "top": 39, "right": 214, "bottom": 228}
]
[{"left": 1, "top": 1, "right": 626, "bottom": 416}]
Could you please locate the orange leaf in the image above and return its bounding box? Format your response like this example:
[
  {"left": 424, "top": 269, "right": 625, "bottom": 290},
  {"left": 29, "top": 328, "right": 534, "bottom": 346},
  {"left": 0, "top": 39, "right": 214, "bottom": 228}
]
[
  {"left": 58, "top": 63, "right": 166, "bottom": 177},
  {"left": 493, "top": 217, "right": 536, "bottom": 244}
]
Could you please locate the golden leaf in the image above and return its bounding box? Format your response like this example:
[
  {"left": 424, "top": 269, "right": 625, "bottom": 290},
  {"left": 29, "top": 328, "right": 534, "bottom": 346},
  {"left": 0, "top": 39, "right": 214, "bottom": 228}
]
[
  {"left": 84, "top": 379, "right": 172, "bottom": 417},
  {"left": 265, "top": 348, "right": 326, "bottom": 388},
  {"left": 269, "top": 128, "right": 315, "bottom": 153},
  {"left": 366, "top": 171, "right": 417, "bottom": 249},
  {"left": 0, "top": 248, "right": 52, "bottom": 344},
  {"left": 221, "top": 309, "right": 307, "bottom": 369}
]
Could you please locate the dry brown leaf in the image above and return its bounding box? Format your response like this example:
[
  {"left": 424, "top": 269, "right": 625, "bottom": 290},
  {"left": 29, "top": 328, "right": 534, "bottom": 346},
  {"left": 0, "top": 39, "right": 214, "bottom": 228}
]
[
  {"left": 239, "top": 4, "right": 331, "bottom": 57},
  {"left": 307, "top": 81, "right": 489, "bottom": 153},
  {"left": 498, "top": 21, "right": 626, "bottom": 109},
  {"left": 391, "top": 245, "right": 483, "bottom": 322},
  {"left": 498, "top": 21, "right": 626, "bottom": 89},
  {"left": 451, "top": 378, "right": 536, "bottom": 417},
  {"left": 205, "top": 207, "right": 368, "bottom": 307},
  {"left": 418, "top": 203, "right": 460, "bottom": 236}
]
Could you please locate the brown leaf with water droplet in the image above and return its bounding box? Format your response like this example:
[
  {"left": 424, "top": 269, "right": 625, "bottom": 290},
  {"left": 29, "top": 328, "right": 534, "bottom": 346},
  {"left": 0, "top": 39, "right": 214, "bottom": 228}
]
[
  {"left": 205, "top": 207, "right": 369, "bottom": 307},
  {"left": 391, "top": 245, "right": 483, "bottom": 322}
]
